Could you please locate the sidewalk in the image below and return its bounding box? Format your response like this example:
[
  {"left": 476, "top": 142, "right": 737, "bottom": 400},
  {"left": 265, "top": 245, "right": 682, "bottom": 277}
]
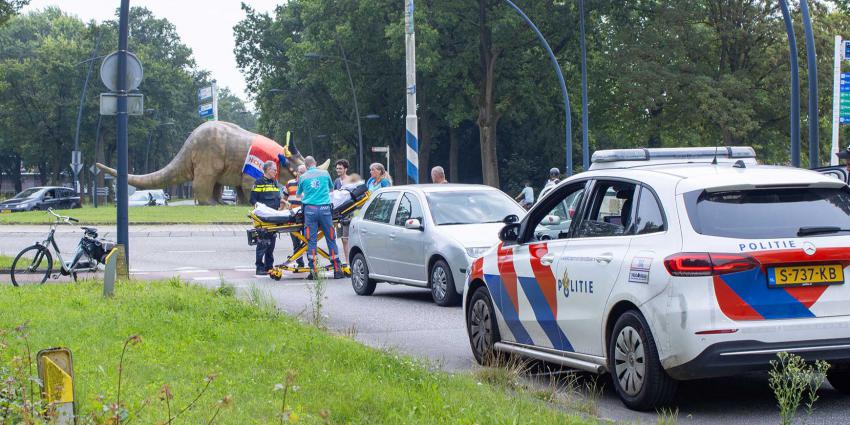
[{"left": 0, "top": 224, "right": 249, "bottom": 236}]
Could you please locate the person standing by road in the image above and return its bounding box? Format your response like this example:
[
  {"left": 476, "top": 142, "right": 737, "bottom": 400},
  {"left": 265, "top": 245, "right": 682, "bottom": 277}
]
[
  {"left": 514, "top": 180, "right": 534, "bottom": 209},
  {"left": 544, "top": 168, "right": 561, "bottom": 189},
  {"left": 334, "top": 159, "right": 350, "bottom": 190},
  {"left": 338, "top": 173, "right": 364, "bottom": 265},
  {"left": 367, "top": 163, "right": 392, "bottom": 192},
  {"left": 837, "top": 145, "right": 850, "bottom": 174},
  {"left": 431, "top": 166, "right": 448, "bottom": 184},
  {"left": 250, "top": 161, "right": 282, "bottom": 275},
  {"left": 298, "top": 156, "right": 344, "bottom": 279}
]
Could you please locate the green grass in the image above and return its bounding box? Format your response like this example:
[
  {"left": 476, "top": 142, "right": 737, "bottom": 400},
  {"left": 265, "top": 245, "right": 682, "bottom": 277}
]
[
  {"left": 0, "top": 205, "right": 252, "bottom": 225},
  {"left": 0, "top": 255, "right": 13, "bottom": 269},
  {"left": 0, "top": 281, "right": 589, "bottom": 424}
]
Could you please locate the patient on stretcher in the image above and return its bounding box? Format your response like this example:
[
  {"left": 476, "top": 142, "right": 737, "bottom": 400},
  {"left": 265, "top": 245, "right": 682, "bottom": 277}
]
[{"left": 252, "top": 183, "right": 368, "bottom": 225}]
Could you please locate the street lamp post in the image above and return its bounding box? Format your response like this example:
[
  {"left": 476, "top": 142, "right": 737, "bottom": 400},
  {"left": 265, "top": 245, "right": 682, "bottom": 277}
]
[
  {"left": 116, "top": 0, "right": 130, "bottom": 264},
  {"left": 306, "top": 49, "right": 368, "bottom": 175},
  {"left": 503, "top": 0, "right": 573, "bottom": 176},
  {"left": 800, "top": 0, "right": 819, "bottom": 168},
  {"left": 778, "top": 0, "right": 801, "bottom": 168},
  {"left": 73, "top": 28, "right": 103, "bottom": 195}
]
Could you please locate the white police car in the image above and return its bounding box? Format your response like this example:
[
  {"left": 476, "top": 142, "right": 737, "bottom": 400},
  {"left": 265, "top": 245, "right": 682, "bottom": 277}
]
[{"left": 464, "top": 147, "right": 850, "bottom": 410}]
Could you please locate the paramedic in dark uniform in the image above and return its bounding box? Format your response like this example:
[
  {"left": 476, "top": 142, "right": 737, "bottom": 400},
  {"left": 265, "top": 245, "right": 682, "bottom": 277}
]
[{"left": 250, "top": 161, "right": 282, "bottom": 275}]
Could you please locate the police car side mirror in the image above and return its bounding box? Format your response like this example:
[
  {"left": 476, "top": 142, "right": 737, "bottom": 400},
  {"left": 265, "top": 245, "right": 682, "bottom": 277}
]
[
  {"left": 499, "top": 223, "right": 520, "bottom": 244},
  {"left": 503, "top": 214, "right": 519, "bottom": 224}
]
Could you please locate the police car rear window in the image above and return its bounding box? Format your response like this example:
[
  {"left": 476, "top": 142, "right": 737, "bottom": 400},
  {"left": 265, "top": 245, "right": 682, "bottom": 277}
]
[{"left": 684, "top": 187, "right": 850, "bottom": 238}]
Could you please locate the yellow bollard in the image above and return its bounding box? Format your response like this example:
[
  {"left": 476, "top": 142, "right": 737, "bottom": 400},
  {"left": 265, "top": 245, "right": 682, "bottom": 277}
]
[{"left": 37, "top": 347, "right": 75, "bottom": 424}]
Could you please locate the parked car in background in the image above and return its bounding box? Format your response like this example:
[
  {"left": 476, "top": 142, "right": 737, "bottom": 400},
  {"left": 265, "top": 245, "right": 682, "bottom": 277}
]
[
  {"left": 221, "top": 187, "right": 237, "bottom": 204},
  {"left": 0, "top": 187, "right": 80, "bottom": 212},
  {"left": 348, "top": 184, "right": 526, "bottom": 306},
  {"left": 128, "top": 189, "right": 168, "bottom": 207}
]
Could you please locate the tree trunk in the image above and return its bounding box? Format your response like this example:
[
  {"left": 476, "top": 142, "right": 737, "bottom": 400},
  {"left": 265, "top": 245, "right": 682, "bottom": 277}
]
[
  {"left": 449, "top": 126, "right": 459, "bottom": 182},
  {"left": 477, "top": 0, "right": 500, "bottom": 188},
  {"left": 12, "top": 155, "right": 22, "bottom": 193}
]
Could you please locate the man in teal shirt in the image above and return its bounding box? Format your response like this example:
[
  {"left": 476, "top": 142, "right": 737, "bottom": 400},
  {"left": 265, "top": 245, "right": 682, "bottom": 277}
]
[{"left": 297, "top": 156, "right": 343, "bottom": 279}]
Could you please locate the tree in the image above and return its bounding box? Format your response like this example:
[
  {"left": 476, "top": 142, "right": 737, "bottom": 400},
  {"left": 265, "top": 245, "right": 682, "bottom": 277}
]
[{"left": 0, "top": 0, "right": 28, "bottom": 26}]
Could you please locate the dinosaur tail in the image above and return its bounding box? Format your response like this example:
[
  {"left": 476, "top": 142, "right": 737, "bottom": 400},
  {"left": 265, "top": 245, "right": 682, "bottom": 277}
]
[{"left": 96, "top": 142, "right": 192, "bottom": 189}]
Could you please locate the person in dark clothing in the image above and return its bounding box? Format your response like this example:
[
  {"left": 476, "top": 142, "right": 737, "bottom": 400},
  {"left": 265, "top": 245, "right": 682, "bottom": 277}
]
[{"left": 250, "top": 161, "right": 282, "bottom": 275}]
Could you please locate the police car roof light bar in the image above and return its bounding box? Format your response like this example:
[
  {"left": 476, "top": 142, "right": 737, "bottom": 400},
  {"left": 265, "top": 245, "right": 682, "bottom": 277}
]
[{"left": 591, "top": 146, "right": 756, "bottom": 164}]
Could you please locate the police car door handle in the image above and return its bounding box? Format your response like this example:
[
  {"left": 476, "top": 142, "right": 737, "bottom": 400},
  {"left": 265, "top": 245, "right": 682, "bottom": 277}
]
[
  {"left": 540, "top": 253, "right": 556, "bottom": 266},
  {"left": 595, "top": 253, "right": 614, "bottom": 264}
]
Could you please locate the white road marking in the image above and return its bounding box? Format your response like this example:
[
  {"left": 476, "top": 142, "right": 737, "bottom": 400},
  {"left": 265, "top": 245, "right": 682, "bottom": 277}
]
[
  {"left": 130, "top": 272, "right": 150, "bottom": 275},
  {"left": 168, "top": 250, "right": 215, "bottom": 253},
  {"left": 192, "top": 277, "right": 221, "bottom": 281},
  {"left": 177, "top": 270, "right": 210, "bottom": 274},
  {"left": 175, "top": 267, "right": 198, "bottom": 270}
]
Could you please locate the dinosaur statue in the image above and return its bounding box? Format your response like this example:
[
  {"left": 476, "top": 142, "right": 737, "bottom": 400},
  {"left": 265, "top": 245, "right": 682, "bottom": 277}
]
[{"left": 97, "top": 121, "right": 324, "bottom": 205}]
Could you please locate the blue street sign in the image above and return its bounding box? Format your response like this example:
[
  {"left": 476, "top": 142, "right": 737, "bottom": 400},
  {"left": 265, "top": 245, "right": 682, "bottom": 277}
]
[
  {"left": 842, "top": 72, "right": 850, "bottom": 82},
  {"left": 841, "top": 84, "right": 850, "bottom": 92},
  {"left": 845, "top": 41, "right": 850, "bottom": 60},
  {"left": 198, "top": 103, "right": 213, "bottom": 117},
  {"left": 841, "top": 116, "right": 850, "bottom": 124}
]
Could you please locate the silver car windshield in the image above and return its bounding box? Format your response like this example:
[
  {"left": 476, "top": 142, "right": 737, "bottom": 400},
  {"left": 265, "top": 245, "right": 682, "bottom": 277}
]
[{"left": 426, "top": 191, "right": 524, "bottom": 225}]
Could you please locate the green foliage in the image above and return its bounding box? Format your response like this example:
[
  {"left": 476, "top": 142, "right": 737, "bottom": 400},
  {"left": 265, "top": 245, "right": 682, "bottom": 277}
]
[
  {"left": 234, "top": 0, "right": 850, "bottom": 192},
  {"left": 0, "top": 0, "right": 27, "bottom": 26},
  {"left": 768, "top": 351, "right": 831, "bottom": 425},
  {"left": 0, "top": 281, "right": 591, "bottom": 423}
]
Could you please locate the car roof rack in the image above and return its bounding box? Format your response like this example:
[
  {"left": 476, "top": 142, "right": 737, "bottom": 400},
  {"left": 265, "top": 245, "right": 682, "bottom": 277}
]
[{"left": 590, "top": 146, "right": 757, "bottom": 169}]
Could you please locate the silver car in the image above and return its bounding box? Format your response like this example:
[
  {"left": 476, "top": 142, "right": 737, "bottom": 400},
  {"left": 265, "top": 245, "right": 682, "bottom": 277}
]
[{"left": 348, "top": 184, "right": 526, "bottom": 306}]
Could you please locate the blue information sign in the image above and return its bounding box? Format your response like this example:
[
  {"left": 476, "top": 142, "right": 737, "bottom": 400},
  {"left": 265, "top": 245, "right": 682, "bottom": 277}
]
[{"left": 198, "top": 103, "right": 213, "bottom": 118}]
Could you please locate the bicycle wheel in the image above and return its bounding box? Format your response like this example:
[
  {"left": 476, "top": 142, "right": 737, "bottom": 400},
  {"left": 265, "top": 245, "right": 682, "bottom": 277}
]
[{"left": 11, "top": 245, "right": 52, "bottom": 287}]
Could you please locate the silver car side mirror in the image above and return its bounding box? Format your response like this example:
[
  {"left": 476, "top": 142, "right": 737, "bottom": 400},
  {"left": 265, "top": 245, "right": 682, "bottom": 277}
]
[
  {"left": 404, "top": 218, "right": 423, "bottom": 230},
  {"left": 542, "top": 214, "right": 562, "bottom": 225}
]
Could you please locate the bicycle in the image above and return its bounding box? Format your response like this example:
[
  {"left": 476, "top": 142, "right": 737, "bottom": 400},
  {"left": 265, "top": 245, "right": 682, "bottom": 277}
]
[{"left": 10, "top": 208, "right": 115, "bottom": 286}]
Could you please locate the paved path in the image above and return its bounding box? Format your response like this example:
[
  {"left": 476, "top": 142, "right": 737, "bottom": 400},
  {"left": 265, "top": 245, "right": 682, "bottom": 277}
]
[{"left": 2, "top": 224, "right": 849, "bottom": 423}]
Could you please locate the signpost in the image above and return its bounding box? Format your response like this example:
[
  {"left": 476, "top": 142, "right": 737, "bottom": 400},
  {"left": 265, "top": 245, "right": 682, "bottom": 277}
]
[
  {"left": 371, "top": 146, "right": 390, "bottom": 177},
  {"left": 832, "top": 36, "right": 850, "bottom": 165},
  {"left": 70, "top": 151, "right": 82, "bottom": 193},
  {"left": 404, "top": 0, "right": 419, "bottom": 184},
  {"left": 198, "top": 81, "right": 218, "bottom": 121}
]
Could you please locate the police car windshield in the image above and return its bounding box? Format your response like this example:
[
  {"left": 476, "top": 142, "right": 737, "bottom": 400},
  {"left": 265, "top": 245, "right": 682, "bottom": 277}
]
[
  {"left": 427, "top": 190, "right": 524, "bottom": 226},
  {"left": 685, "top": 187, "right": 850, "bottom": 238}
]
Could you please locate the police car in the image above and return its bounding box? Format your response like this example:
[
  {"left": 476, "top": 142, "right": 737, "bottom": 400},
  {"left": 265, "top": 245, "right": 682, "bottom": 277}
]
[{"left": 464, "top": 147, "right": 850, "bottom": 410}]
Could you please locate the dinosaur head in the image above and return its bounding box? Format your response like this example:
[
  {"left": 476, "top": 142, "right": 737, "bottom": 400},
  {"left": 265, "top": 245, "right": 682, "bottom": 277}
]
[{"left": 278, "top": 137, "right": 329, "bottom": 182}]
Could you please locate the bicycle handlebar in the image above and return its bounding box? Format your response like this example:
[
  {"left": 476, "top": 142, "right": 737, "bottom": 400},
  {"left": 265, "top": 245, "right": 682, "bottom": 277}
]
[{"left": 47, "top": 208, "right": 78, "bottom": 224}]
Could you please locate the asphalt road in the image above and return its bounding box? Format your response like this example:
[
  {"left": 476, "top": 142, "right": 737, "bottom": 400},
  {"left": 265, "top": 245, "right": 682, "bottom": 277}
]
[{"left": 2, "top": 225, "right": 849, "bottom": 423}]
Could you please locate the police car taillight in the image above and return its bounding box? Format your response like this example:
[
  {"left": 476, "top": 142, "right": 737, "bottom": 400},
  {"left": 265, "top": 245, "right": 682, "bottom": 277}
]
[{"left": 664, "top": 253, "right": 760, "bottom": 277}]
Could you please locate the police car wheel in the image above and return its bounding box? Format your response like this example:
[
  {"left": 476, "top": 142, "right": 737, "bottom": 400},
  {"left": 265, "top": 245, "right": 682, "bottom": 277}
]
[
  {"left": 431, "top": 259, "right": 460, "bottom": 307},
  {"left": 467, "top": 286, "right": 500, "bottom": 365},
  {"left": 351, "top": 253, "right": 376, "bottom": 296},
  {"left": 608, "top": 310, "right": 677, "bottom": 411},
  {"left": 827, "top": 366, "right": 850, "bottom": 394}
]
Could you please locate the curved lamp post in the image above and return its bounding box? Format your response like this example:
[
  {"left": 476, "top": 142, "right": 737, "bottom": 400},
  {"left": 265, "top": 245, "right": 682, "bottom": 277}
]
[
  {"left": 306, "top": 50, "right": 368, "bottom": 175},
  {"left": 800, "top": 0, "right": 819, "bottom": 168},
  {"left": 778, "top": 0, "right": 802, "bottom": 168},
  {"left": 503, "top": 0, "right": 574, "bottom": 176}
]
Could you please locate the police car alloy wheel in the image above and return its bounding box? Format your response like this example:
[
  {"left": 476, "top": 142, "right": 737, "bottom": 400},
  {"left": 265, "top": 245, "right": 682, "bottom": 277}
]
[
  {"left": 467, "top": 286, "right": 500, "bottom": 364},
  {"left": 351, "top": 253, "right": 376, "bottom": 296},
  {"left": 609, "top": 310, "right": 676, "bottom": 411},
  {"left": 430, "top": 259, "right": 460, "bottom": 306}
]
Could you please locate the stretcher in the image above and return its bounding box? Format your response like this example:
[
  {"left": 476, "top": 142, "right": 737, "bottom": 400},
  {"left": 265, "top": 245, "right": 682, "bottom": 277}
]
[{"left": 247, "top": 184, "right": 370, "bottom": 280}]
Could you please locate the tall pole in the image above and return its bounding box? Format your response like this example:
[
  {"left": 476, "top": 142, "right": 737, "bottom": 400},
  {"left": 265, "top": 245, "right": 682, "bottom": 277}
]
[
  {"left": 833, "top": 36, "right": 842, "bottom": 166},
  {"left": 579, "top": 0, "right": 589, "bottom": 171},
  {"left": 504, "top": 0, "right": 573, "bottom": 175},
  {"left": 405, "top": 0, "right": 419, "bottom": 184},
  {"left": 779, "top": 0, "right": 801, "bottom": 167},
  {"left": 74, "top": 29, "right": 103, "bottom": 194},
  {"left": 800, "top": 0, "right": 819, "bottom": 168},
  {"left": 116, "top": 0, "right": 130, "bottom": 263},
  {"left": 338, "top": 43, "right": 364, "bottom": 176}
]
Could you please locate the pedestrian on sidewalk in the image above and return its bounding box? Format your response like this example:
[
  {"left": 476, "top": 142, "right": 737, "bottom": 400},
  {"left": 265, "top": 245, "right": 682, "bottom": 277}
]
[
  {"left": 367, "top": 163, "right": 392, "bottom": 192},
  {"left": 514, "top": 180, "right": 534, "bottom": 209},
  {"left": 250, "top": 161, "right": 282, "bottom": 275},
  {"left": 334, "top": 159, "right": 350, "bottom": 190},
  {"left": 298, "top": 156, "right": 344, "bottom": 279},
  {"left": 431, "top": 166, "right": 448, "bottom": 184}
]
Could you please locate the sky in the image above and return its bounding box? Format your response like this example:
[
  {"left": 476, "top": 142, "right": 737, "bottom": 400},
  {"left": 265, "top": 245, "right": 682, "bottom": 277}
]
[{"left": 22, "top": 0, "right": 282, "bottom": 109}]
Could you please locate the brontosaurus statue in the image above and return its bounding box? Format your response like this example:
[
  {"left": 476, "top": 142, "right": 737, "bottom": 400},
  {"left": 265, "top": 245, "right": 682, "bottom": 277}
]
[{"left": 96, "top": 121, "right": 325, "bottom": 205}]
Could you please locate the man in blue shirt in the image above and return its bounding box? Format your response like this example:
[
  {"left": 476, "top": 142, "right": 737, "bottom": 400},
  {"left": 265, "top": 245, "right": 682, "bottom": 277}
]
[{"left": 297, "top": 156, "right": 344, "bottom": 279}]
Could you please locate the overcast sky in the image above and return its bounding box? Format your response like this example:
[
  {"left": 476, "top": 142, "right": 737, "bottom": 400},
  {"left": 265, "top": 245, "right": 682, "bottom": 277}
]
[{"left": 22, "top": 1, "right": 282, "bottom": 110}]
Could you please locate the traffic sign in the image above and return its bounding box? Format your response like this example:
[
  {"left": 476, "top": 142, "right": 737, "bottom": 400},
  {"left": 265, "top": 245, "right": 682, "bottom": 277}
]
[
  {"left": 371, "top": 146, "right": 389, "bottom": 153},
  {"left": 199, "top": 103, "right": 214, "bottom": 120},
  {"left": 89, "top": 165, "right": 100, "bottom": 175},
  {"left": 99, "top": 51, "right": 144, "bottom": 92},
  {"left": 198, "top": 86, "right": 213, "bottom": 101},
  {"left": 100, "top": 93, "right": 144, "bottom": 116},
  {"left": 845, "top": 41, "right": 850, "bottom": 61}
]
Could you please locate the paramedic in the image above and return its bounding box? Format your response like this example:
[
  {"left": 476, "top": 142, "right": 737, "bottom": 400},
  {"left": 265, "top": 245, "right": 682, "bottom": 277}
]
[
  {"left": 250, "top": 161, "right": 282, "bottom": 275},
  {"left": 298, "top": 156, "right": 344, "bottom": 279}
]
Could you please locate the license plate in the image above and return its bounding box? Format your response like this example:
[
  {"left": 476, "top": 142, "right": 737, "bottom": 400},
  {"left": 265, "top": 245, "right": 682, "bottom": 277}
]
[{"left": 768, "top": 265, "right": 845, "bottom": 287}]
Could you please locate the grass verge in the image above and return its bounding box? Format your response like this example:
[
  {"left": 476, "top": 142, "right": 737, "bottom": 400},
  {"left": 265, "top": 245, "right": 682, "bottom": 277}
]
[
  {"left": 0, "top": 205, "right": 251, "bottom": 225},
  {"left": 0, "top": 255, "right": 13, "bottom": 269},
  {"left": 0, "top": 281, "right": 589, "bottom": 424}
]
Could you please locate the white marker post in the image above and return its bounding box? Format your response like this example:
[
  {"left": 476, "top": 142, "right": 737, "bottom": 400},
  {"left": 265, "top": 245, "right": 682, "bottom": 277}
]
[
  {"left": 404, "top": 0, "right": 419, "bottom": 183},
  {"left": 212, "top": 80, "right": 219, "bottom": 121},
  {"left": 832, "top": 36, "right": 842, "bottom": 166}
]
